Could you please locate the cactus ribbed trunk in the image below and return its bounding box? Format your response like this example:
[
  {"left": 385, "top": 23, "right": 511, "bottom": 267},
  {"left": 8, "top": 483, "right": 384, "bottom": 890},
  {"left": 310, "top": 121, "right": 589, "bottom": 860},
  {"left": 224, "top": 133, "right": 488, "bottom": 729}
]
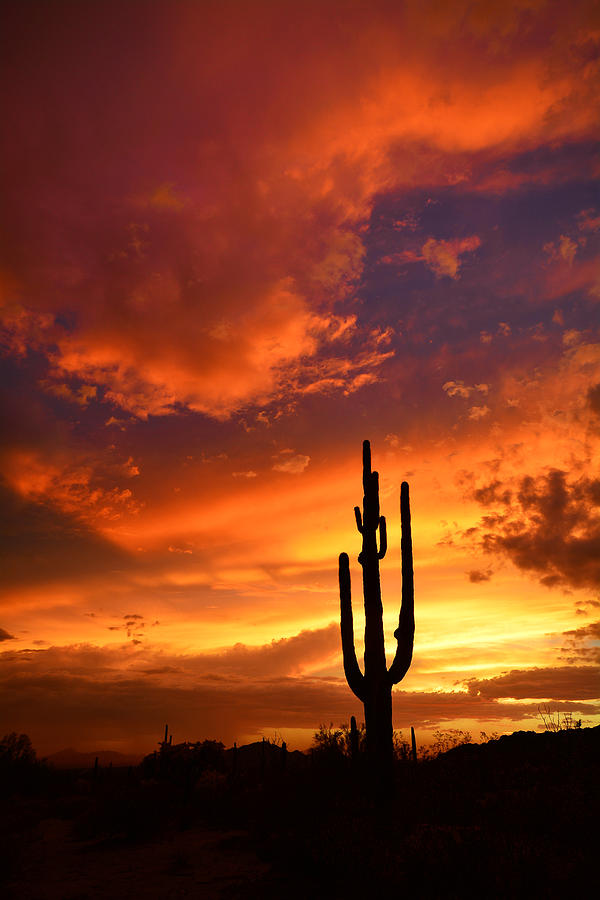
[{"left": 339, "top": 440, "right": 415, "bottom": 777}]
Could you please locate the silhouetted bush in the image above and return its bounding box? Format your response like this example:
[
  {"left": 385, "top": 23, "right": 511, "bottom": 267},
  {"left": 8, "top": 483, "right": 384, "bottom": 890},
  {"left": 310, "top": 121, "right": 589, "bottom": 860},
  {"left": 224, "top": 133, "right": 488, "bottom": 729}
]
[
  {"left": 0, "top": 732, "right": 36, "bottom": 767},
  {"left": 312, "top": 721, "right": 366, "bottom": 759},
  {"left": 0, "top": 732, "right": 49, "bottom": 797}
]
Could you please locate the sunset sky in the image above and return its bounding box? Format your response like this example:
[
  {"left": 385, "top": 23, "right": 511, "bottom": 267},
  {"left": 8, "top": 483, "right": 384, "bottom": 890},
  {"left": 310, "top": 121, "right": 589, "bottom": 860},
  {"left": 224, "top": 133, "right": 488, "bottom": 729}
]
[{"left": 1, "top": 0, "right": 599, "bottom": 757}]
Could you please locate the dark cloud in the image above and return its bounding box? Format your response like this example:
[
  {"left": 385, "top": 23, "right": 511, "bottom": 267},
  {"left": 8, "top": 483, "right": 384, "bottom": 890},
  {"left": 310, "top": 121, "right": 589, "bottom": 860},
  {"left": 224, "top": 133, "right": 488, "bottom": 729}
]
[
  {"left": 467, "top": 568, "right": 492, "bottom": 583},
  {"left": 564, "top": 621, "right": 600, "bottom": 641},
  {"left": 472, "top": 481, "right": 512, "bottom": 506},
  {"left": 388, "top": 691, "right": 596, "bottom": 730},
  {"left": 6, "top": 637, "right": 596, "bottom": 754},
  {"left": 188, "top": 624, "right": 340, "bottom": 678},
  {"left": 0, "top": 628, "right": 16, "bottom": 642},
  {"left": 0, "top": 625, "right": 340, "bottom": 686},
  {"left": 471, "top": 469, "right": 600, "bottom": 590},
  {"left": 0, "top": 639, "right": 353, "bottom": 750},
  {"left": 588, "top": 383, "right": 600, "bottom": 415},
  {"left": 465, "top": 666, "right": 600, "bottom": 701},
  {"left": 560, "top": 620, "right": 600, "bottom": 664},
  {"left": 0, "top": 480, "right": 131, "bottom": 589}
]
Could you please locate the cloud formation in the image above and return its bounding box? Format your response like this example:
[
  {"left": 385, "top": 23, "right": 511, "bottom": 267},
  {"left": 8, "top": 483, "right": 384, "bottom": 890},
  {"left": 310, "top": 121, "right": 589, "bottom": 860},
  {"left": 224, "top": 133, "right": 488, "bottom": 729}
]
[
  {"left": 422, "top": 236, "right": 481, "bottom": 279},
  {"left": 3, "top": 0, "right": 599, "bottom": 423},
  {"left": 0, "top": 480, "right": 131, "bottom": 590},
  {"left": 4, "top": 637, "right": 597, "bottom": 754},
  {"left": 273, "top": 451, "right": 311, "bottom": 475},
  {"left": 467, "top": 569, "right": 492, "bottom": 584},
  {"left": 588, "top": 383, "right": 600, "bottom": 415},
  {"left": 465, "top": 666, "right": 600, "bottom": 701},
  {"left": 560, "top": 621, "right": 600, "bottom": 664},
  {"left": 443, "top": 381, "right": 489, "bottom": 399},
  {"left": 471, "top": 469, "right": 600, "bottom": 590}
]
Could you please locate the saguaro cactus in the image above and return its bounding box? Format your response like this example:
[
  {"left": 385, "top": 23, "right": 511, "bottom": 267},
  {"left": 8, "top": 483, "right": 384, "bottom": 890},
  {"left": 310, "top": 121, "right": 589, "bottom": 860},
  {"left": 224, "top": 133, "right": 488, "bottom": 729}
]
[
  {"left": 161, "top": 724, "right": 169, "bottom": 751},
  {"left": 339, "top": 439, "right": 415, "bottom": 772}
]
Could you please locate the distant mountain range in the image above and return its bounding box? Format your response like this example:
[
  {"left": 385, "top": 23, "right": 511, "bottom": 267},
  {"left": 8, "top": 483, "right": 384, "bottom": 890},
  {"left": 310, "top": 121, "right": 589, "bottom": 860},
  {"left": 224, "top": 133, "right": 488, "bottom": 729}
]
[{"left": 43, "top": 740, "right": 295, "bottom": 770}]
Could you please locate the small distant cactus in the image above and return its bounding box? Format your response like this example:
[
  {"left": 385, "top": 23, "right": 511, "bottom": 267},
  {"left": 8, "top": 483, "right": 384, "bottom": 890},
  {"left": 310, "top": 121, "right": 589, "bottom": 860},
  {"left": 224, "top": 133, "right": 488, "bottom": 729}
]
[
  {"left": 161, "top": 724, "right": 169, "bottom": 751},
  {"left": 411, "top": 726, "right": 418, "bottom": 763},
  {"left": 339, "top": 440, "right": 415, "bottom": 772},
  {"left": 349, "top": 715, "right": 359, "bottom": 761}
]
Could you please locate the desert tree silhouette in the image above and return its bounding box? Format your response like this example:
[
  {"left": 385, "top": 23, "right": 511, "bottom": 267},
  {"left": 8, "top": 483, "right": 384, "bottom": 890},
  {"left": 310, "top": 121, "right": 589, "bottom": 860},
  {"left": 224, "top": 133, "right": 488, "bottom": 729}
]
[
  {"left": 0, "top": 732, "right": 48, "bottom": 797},
  {"left": 0, "top": 732, "right": 36, "bottom": 767},
  {"left": 339, "top": 440, "right": 414, "bottom": 779}
]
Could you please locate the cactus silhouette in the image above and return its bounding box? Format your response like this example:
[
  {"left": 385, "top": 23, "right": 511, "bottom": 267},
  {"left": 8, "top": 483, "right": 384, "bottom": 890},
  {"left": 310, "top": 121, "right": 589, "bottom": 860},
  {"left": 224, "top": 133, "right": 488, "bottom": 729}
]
[
  {"left": 411, "top": 725, "right": 418, "bottom": 763},
  {"left": 349, "top": 715, "right": 359, "bottom": 761},
  {"left": 339, "top": 439, "right": 415, "bottom": 773}
]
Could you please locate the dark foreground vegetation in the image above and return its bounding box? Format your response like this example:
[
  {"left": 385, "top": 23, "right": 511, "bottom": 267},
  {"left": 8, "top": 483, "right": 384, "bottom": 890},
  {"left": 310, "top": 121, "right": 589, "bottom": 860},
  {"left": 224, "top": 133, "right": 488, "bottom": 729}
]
[{"left": 1, "top": 726, "right": 598, "bottom": 899}]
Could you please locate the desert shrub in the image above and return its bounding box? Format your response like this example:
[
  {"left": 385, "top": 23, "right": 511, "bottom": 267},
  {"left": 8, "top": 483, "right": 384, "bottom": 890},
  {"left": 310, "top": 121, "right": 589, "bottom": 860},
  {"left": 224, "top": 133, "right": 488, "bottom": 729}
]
[
  {"left": 0, "top": 732, "right": 48, "bottom": 795},
  {"left": 312, "top": 721, "right": 367, "bottom": 759},
  {"left": 393, "top": 730, "right": 412, "bottom": 761},
  {"left": 312, "top": 723, "right": 346, "bottom": 757},
  {"left": 0, "top": 732, "right": 36, "bottom": 767},
  {"left": 538, "top": 705, "right": 583, "bottom": 732},
  {"left": 425, "top": 728, "right": 472, "bottom": 758}
]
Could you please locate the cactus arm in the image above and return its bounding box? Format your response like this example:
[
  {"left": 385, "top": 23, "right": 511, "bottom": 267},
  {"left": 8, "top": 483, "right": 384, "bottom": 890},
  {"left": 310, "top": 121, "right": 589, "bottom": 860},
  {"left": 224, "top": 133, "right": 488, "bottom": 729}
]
[
  {"left": 377, "top": 515, "right": 387, "bottom": 559},
  {"left": 339, "top": 552, "right": 366, "bottom": 702},
  {"left": 388, "top": 481, "right": 415, "bottom": 685},
  {"left": 354, "top": 507, "right": 363, "bottom": 533}
]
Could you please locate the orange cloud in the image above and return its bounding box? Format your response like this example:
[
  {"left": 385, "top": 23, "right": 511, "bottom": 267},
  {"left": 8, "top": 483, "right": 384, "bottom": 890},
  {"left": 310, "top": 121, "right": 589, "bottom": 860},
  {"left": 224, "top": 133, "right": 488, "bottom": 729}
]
[
  {"left": 422, "top": 236, "right": 482, "bottom": 279},
  {"left": 272, "top": 451, "right": 311, "bottom": 475},
  {"left": 2, "top": 450, "right": 142, "bottom": 524},
  {"left": 3, "top": 1, "right": 599, "bottom": 423},
  {"left": 382, "top": 235, "right": 482, "bottom": 279},
  {"left": 443, "top": 381, "right": 489, "bottom": 399}
]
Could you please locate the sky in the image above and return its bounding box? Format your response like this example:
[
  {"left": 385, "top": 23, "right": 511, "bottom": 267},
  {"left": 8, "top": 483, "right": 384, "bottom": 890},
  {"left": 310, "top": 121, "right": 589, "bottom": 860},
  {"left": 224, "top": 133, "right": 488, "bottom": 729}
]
[{"left": 1, "top": 0, "right": 599, "bottom": 756}]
